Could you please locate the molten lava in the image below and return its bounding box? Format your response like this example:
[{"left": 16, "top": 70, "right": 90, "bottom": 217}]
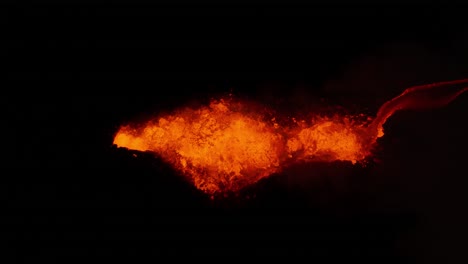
[
  {"left": 115, "top": 100, "right": 284, "bottom": 193},
  {"left": 114, "top": 78, "right": 468, "bottom": 194}
]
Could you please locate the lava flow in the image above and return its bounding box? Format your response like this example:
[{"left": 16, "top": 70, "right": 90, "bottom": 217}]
[{"left": 113, "top": 78, "right": 468, "bottom": 194}]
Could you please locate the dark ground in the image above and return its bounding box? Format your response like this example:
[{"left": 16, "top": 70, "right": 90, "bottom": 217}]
[{"left": 2, "top": 2, "right": 468, "bottom": 262}]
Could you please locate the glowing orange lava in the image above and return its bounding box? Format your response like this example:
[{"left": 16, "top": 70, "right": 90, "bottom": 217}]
[
  {"left": 285, "top": 116, "right": 370, "bottom": 164},
  {"left": 114, "top": 79, "right": 468, "bottom": 194},
  {"left": 114, "top": 100, "right": 284, "bottom": 193}
]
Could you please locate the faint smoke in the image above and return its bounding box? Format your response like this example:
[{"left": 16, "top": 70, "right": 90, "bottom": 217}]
[{"left": 320, "top": 41, "right": 468, "bottom": 111}]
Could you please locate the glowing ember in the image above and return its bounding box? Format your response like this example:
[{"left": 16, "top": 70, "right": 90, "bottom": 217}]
[{"left": 114, "top": 79, "right": 468, "bottom": 194}]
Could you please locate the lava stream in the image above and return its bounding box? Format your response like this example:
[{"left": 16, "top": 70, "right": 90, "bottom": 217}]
[
  {"left": 114, "top": 78, "right": 468, "bottom": 194},
  {"left": 367, "top": 78, "right": 468, "bottom": 141}
]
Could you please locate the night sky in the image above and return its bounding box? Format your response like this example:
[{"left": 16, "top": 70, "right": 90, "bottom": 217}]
[{"left": 3, "top": 2, "right": 468, "bottom": 262}]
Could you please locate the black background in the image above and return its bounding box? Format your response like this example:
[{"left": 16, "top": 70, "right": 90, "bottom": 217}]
[{"left": 3, "top": 2, "right": 468, "bottom": 262}]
